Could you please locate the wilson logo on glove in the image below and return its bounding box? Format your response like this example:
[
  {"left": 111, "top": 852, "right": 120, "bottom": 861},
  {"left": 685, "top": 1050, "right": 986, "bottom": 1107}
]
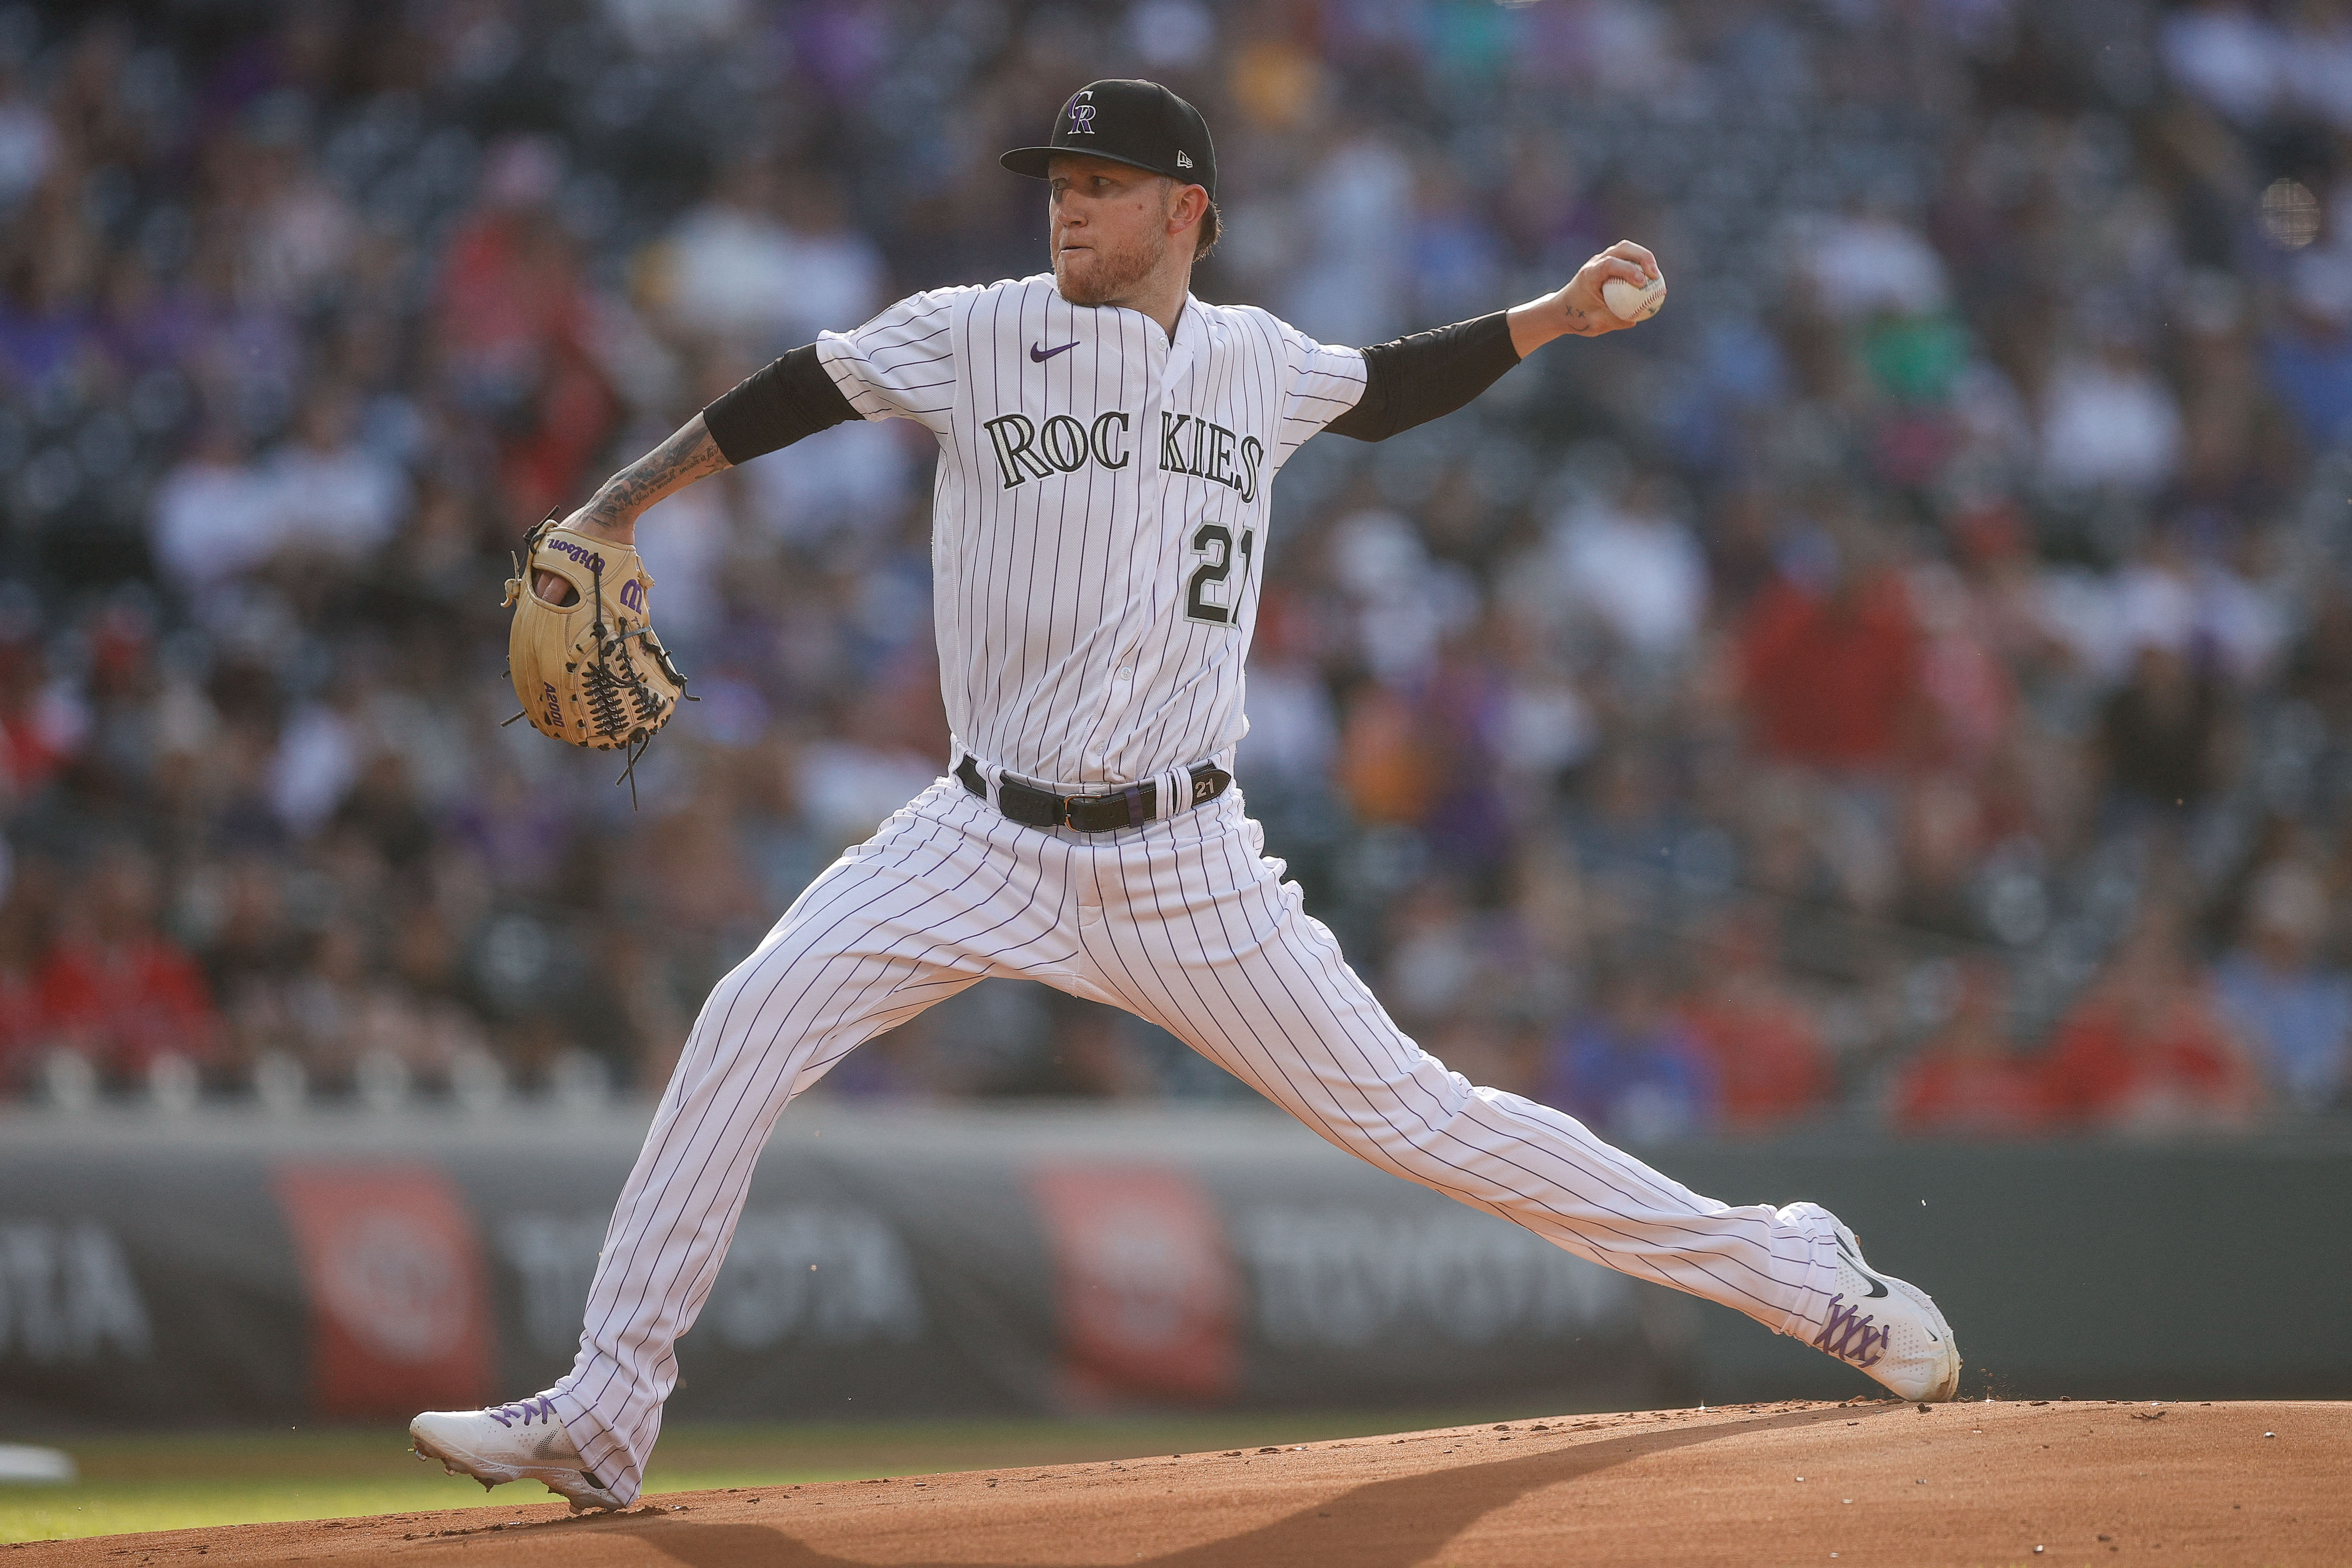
[
  {"left": 502, "top": 514, "right": 692, "bottom": 805},
  {"left": 543, "top": 537, "right": 607, "bottom": 572}
]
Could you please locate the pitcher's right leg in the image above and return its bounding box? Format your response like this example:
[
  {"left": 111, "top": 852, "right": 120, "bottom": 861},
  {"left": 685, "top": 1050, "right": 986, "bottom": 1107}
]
[{"left": 544, "top": 782, "right": 1077, "bottom": 1503}]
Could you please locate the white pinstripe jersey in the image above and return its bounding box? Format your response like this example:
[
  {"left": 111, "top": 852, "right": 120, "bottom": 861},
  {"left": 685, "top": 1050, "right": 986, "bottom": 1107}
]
[{"left": 815, "top": 273, "right": 1368, "bottom": 789}]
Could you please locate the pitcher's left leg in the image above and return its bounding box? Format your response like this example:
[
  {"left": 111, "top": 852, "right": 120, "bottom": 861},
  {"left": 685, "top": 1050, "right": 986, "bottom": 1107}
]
[{"left": 1077, "top": 799, "right": 1839, "bottom": 1341}]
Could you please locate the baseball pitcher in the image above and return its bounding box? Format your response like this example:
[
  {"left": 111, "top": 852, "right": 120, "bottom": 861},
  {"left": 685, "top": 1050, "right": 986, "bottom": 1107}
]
[{"left": 417, "top": 80, "right": 1958, "bottom": 1511}]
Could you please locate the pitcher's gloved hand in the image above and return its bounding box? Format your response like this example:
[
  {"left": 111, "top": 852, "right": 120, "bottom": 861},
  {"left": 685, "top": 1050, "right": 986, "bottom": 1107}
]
[{"left": 503, "top": 514, "right": 688, "bottom": 756}]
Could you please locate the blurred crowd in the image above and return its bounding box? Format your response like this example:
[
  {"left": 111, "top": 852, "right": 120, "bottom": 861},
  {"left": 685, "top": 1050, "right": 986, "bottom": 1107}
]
[{"left": 1, "top": 0, "right": 2350, "bottom": 1137}]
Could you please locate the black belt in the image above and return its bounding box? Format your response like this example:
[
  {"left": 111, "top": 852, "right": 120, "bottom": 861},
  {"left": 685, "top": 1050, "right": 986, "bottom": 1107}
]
[{"left": 956, "top": 754, "right": 1232, "bottom": 832}]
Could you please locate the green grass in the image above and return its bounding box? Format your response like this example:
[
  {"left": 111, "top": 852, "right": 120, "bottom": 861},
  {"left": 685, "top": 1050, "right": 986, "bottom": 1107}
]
[{"left": 0, "top": 1406, "right": 1549, "bottom": 1542}]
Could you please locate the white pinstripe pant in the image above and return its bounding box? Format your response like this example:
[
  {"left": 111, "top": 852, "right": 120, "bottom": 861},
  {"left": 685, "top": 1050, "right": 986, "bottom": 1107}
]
[{"left": 547, "top": 778, "right": 1840, "bottom": 1502}]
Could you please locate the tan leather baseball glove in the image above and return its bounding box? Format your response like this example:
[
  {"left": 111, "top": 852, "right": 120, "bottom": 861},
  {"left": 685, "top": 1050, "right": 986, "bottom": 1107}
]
[{"left": 502, "top": 516, "right": 689, "bottom": 760}]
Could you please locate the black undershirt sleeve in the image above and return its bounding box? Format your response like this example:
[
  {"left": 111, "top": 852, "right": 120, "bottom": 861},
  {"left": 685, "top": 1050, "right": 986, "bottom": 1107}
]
[
  {"left": 1324, "top": 310, "right": 1522, "bottom": 442},
  {"left": 700, "top": 345, "right": 860, "bottom": 465}
]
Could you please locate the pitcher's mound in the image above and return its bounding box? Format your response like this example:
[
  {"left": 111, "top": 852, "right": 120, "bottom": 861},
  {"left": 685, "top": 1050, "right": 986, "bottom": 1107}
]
[{"left": 26, "top": 1399, "right": 2347, "bottom": 1567}]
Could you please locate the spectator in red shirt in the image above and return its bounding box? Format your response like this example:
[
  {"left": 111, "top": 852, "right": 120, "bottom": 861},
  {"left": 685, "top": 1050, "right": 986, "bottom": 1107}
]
[
  {"left": 1892, "top": 957, "right": 2051, "bottom": 1137},
  {"left": 0, "top": 630, "right": 74, "bottom": 808},
  {"left": 1679, "top": 905, "right": 1834, "bottom": 1130},
  {"left": 1739, "top": 519, "right": 1925, "bottom": 773},
  {"left": 433, "top": 137, "right": 621, "bottom": 523},
  {"left": 37, "top": 846, "right": 220, "bottom": 1086},
  {"left": 0, "top": 867, "right": 61, "bottom": 1094},
  {"left": 2041, "top": 913, "right": 2263, "bottom": 1135}
]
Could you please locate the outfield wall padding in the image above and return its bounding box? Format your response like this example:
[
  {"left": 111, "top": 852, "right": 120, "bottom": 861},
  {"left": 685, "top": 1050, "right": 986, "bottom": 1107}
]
[{"left": 0, "top": 1108, "right": 2343, "bottom": 1428}]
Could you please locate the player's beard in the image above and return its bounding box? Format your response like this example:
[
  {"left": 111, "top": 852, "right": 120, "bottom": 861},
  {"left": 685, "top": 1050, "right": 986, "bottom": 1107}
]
[{"left": 1053, "top": 224, "right": 1166, "bottom": 306}]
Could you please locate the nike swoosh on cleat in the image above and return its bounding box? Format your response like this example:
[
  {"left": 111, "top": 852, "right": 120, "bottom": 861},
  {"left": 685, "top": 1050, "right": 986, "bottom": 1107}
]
[
  {"left": 1836, "top": 1239, "right": 1890, "bottom": 1298},
  {"left": 1030, "top": 340, "right": 1079, "bottom": 362}
]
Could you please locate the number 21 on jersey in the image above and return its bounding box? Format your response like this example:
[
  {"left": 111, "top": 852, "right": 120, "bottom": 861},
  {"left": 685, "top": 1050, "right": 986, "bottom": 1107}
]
[{"left": 1185, "top": 523, "right": 1255, "bottom": 626}]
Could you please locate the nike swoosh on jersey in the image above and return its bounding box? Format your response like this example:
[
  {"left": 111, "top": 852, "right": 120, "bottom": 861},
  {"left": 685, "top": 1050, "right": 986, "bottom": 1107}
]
[{"left": 1029, "top": 340, "right": 1079, "bottom": 363}]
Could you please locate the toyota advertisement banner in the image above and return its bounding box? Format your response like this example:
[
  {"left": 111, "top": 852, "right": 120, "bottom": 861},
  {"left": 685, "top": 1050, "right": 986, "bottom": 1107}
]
[{"left": 0, "top": 1115, "right": 1690, "bottom": 1428}]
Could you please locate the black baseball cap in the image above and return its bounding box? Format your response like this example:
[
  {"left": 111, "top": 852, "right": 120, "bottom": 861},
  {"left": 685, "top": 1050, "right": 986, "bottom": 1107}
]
[{"left": 1000, "top": 79, "right": 1216, "bottom": 200}]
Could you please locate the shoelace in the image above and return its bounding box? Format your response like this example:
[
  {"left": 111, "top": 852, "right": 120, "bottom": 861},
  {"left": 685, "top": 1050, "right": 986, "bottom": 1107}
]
[
  {"left": 483, "top": 1395, "right": 558, "bottom": 1428},
  {"left": 1810, "top": 1294, "right": 1893, "bottom": 1369}
]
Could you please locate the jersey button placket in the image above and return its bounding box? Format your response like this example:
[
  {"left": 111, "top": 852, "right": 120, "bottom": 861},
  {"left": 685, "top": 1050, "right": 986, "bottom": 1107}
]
[
  {"left": 1138, "top": 334, "right": 1173, "bottom": 659},
  {"left": 1143, "top": 330, "right": 1168, "bottom": 515}
]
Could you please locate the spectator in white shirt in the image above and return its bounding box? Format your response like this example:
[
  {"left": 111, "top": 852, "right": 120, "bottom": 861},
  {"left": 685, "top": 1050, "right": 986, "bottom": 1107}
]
[
  {"left": 1552, "top": 473, "right": 1710, "bottom": 664},
  {"left": 2040, "top": 334, "right": 2183, "bottom": 498},
  {"left": 150, "top": 423, "right": 281, "bottom": 604},
  {"left": 267, "top": 387, "right": 409, "bottom": 564}
]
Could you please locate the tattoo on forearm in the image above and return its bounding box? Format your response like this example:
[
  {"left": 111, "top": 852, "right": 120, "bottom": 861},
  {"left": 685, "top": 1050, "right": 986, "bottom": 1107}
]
[{"left": 580, "top": 417, "right": 728, "bottom": 530}]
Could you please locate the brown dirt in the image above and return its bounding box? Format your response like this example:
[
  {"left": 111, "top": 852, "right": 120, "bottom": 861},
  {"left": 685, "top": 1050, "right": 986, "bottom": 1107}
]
[{"left": 11, "top": 1400, "right": 2345, "bottom": 1568}]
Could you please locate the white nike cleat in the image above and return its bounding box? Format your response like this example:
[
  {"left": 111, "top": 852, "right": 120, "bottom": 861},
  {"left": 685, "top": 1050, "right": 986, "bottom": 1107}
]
[
  {"left": 1789, "top": 1205, "right": 1962, "bottom": 1403},
  {"left": 409, "top": 1394, "right": 626, "bottom": 1512}
]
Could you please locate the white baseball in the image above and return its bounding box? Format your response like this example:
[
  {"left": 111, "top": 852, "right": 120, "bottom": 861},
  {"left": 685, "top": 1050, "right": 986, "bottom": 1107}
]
[{"left": 1602, "top": 271, "right": 1666, "bottom": 322}]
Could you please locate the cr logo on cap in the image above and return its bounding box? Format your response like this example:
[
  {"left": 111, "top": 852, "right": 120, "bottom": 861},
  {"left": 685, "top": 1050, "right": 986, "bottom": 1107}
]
[{"left": 1068, "top": 89, "right": 1096, "bottom": 134}]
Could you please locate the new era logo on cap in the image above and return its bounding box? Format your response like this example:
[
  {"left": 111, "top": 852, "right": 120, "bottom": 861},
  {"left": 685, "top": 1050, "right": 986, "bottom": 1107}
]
[{"left": 1176, "top": 150, "right": 1191, "bottom": 168}]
